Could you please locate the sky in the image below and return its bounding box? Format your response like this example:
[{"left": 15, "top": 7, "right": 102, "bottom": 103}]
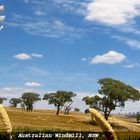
[{"left": 0, "top": 0, "right": 140, "bottom": 113}]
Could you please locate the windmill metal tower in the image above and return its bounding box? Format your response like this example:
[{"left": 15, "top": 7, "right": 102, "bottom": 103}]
[{"left": 0, "top": 4, "right": 5, "bottom": 30}]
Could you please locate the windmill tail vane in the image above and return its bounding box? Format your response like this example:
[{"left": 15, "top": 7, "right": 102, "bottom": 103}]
[{"left": 0, "top": 4, "right": 5, "bottom": 30}]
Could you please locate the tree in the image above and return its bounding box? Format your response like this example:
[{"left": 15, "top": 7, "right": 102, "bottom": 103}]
[
  {"left": 9, "top": 98, "right": 22, "bottom": 107},
  {"left": 0, "top": 97, "right": 7, "bottom": 104},
  {"left": 74, "top": 108, "right": 80, "bottom": 112},
  {"left": 43, "top": 91, "right": 76, "bottom": 115},
  {"left": 85, "top": 109, "right": 90, "bottom": 114},
  {"left": 21, "top": 92, "right": 41, "bottom": 112},
  {"left": 136, "top": 112, "right": 140, "bottom": 123},
  {"left": 83, "top": 78, "right": 140, "bottom": 120},
  {"left": 64, "top": 101, "right": 74, "bottom": 115}
]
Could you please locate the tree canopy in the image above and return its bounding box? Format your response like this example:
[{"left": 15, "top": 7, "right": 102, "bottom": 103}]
[
  {"left": 43, "top": 91, "right": 76, "bottom": 115},
  {"left": 21, "top": 92, "right": 41, "bottom": 112},
  {"left": 9, "top": 98, "right": 22, "bottom": 107},
  {"left": 0, "top": 97, "right": 7, "bottom": 104},
  {"left": 83, "top": 78, "right": 140, "bottom": 120}
]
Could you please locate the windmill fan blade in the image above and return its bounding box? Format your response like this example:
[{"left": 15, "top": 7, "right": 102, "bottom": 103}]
[
  {"left": 0, "top": 16, "right": 5, "bottom": 22},
  {"left": 0, "top": 5, "right": 4, "bottom": 12}
]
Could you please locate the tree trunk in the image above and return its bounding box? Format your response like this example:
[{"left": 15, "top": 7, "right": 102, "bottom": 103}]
[
  {"left": 64, "top": 108, "right": 67, "bottom": 115},
  {"left": 56, "top": 106, "right": 60, "bottom": 115},
  {"left": 104, "top": 110, "right": 109, "bottom": 120},
  {"left": 67, "top": 110, "right": 70, "bottom": 115},
  {"left": 104, "top": 114, "right": 109, "bottom": 120}
]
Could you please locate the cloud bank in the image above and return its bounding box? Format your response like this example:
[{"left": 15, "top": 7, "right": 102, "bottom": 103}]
[{"left": 86, "top": 0, "right": 140, "bottom": 26}]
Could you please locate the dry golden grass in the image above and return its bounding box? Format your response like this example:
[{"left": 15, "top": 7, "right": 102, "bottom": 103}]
[
  {"left": 0, "top": 107, "right": 139, "bottom": 133},
  {"left": 109, "top": 117, "right": 140, "bottom": 132},
  {"left": 4, "top": 107, "right": 101, "bottom": 132}
]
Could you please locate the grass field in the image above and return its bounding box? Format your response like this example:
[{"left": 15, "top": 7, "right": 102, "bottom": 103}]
[
  {"left": 0, "top": 107, "right": 140, "bottom": 139},
  {"left": 1, "top": 108, "right": 101, "bottom": 132}
]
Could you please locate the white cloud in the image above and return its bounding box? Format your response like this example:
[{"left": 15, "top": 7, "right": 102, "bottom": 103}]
[
  {"left": 118, "top": 24, "right": 140, "bottom": 34},
  {"left": 30, "top": 0, "right": 87, "bottom": 16},
  {"left": 8, "top": 17, "right": 84, "bottom": 39},
  {"left": 14, "top": 53, "right": 43, "bottom": 60},
  {"left": 85, "top": 0, "right": 140, "bottom": 26},
  {"left": 125, "top": 39, "right": 140, "bottom": 49},
  {"left": 112, "top": 36, "right": 140, "bottom": 49},
  {"left": 34, "top": 10, "right": 46, "bottom": 16},
  {"left": 25, "top": 82, "right": 42, "bottom": 87},
  {"left": 14, "top": 53, "right": 31, "bottom": 60},
  {"left": 0, "top": 87, "right": 30, "bottom": 98},
  {"left": 52, "top": 0, "right": 87, "bottom": 15},
  {"left": 124, "top": 64, "right": 136, "bottom": 68},
  {"left": 123, "top": 63, "right": 140, "bottom": 68},
  {"left": 31, "top": 53, "right": 43, "bottom": 58},
  {"left": 7, "top": 0, "right": 87, "bottom": 39},
  {"left": 91, "top": 51, "right": 126, "bottom": 64}
]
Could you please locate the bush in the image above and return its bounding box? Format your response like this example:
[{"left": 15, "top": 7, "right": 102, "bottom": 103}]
[{"left": 74, "top": 108, "right": 80, "bottom": 112}]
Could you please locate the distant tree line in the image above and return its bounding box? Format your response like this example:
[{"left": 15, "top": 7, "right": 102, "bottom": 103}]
[
  {"left": 0, "top": 91, "right": 77, "bottom": 115},
  {"left": 0, "top": 78, "right": 140, "bottom": 121}
]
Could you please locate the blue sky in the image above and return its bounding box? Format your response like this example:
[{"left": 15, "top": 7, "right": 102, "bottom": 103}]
[{"left": 0, "top": 0, "right": 140, "bottom": 112}]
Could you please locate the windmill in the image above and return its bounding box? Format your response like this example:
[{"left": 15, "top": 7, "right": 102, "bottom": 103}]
[{"left": 0, "top": 4, "right": 5, "bottom": 30}]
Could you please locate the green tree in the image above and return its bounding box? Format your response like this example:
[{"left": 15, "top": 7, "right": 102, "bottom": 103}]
[
  {"left": 64, "top": 101, "right": 74, "bottom": 115},
  {"left": 43, "top": 91, "right": 76, "bottom": 115},
  {"left": 21, "top": 92, "right": 41, "bottom": 112},
  {"left": 74, "top": 108, "right": 80, "bottom": 112},
  {"left": 9, "top": 98, "right": 22, "bottom": 107},
  {"left": 0, "top": 97, "right": 7, "bottom": 104},
  {"left": 83, "top": 78, "right": 140, "bottom": 120}
]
